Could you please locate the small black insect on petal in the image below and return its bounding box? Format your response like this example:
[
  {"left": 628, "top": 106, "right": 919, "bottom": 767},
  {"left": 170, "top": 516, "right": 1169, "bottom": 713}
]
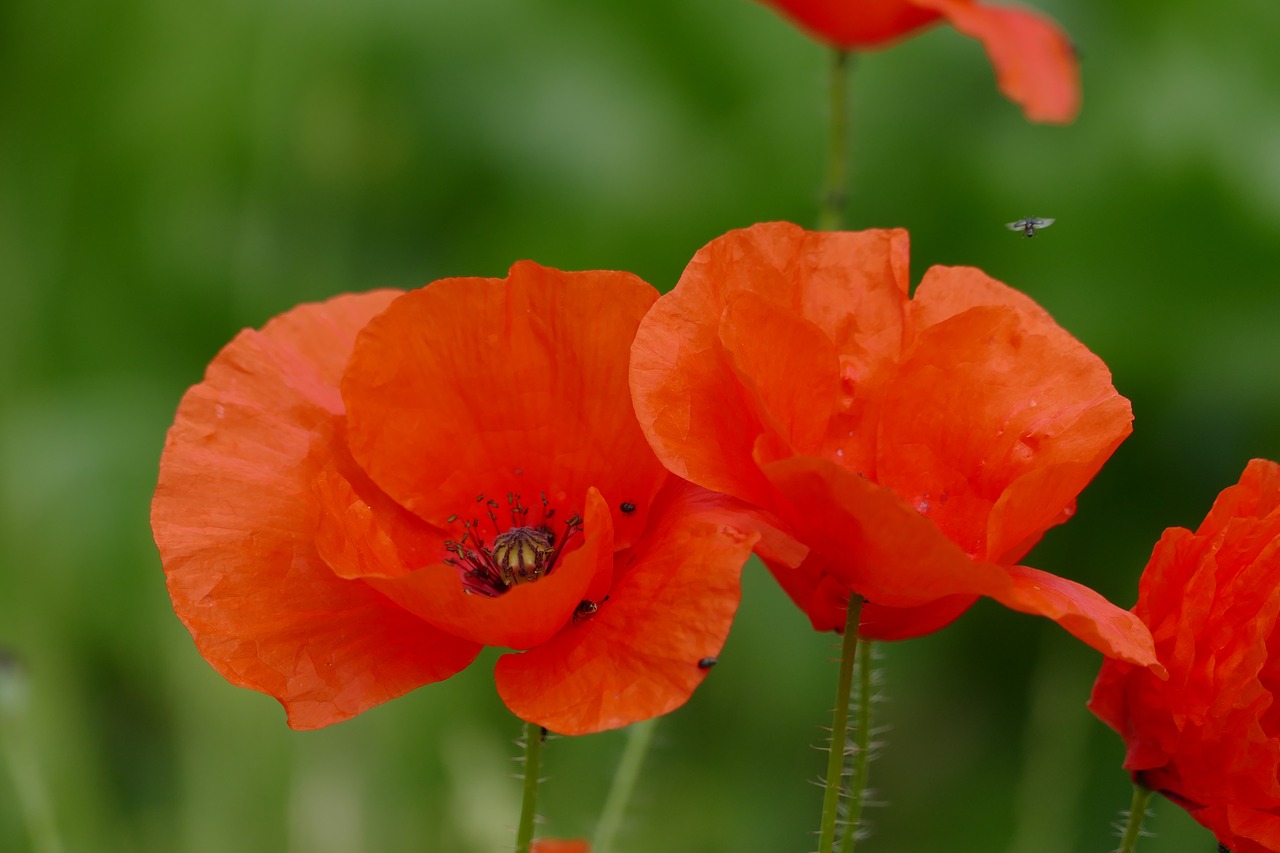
[
  {"left": 619, "top": 502, "right": 636, "bottom": 514},
  {"left": 697, "top": 657, "right": 718, "bottom": 670},
  {"left": 573, "top": 596, "right": 609, "bottom": 625}
]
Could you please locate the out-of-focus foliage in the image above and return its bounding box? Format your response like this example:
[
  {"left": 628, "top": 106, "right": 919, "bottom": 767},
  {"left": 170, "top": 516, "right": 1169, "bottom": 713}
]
[{"left": 1, "top": 0, "right": 1277, "bottom": 850}]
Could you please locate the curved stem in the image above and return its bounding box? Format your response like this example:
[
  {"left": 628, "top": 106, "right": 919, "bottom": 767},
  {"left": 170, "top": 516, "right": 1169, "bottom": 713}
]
[
  {"left": 817, "top": 48, "right": 854, "bottom": 231},
  {"left": 593, "top": 718, "right": 658, "bottom": 853},
  {"left": 837, "top": 636, "right": 875, "bottom": 853},
  {"left": 515, "top": 723, "right": 546, "bottom": 853},
  {"left": 1115, "top": 783, "right": 1154, "bottom": 853},
  {"left": 817, "top": 593, "right": 865, "bottom": 853}
]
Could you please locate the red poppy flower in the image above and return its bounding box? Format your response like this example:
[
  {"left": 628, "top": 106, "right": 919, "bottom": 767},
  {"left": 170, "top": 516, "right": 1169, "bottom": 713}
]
[
  {"left": 630, "top": 222, "right": 1156, "bottom": 667},
  {"left": 1090, "top": 459, "right": 1280, "bottom": 853},
  {"left": 531, "top": 839, "right": 590, "bottom": 853},
  {"left": 152, "top": 262, "right": 776, "bottom": 735},
  {"left": 757, "top": 0, "right": 1080, "bottom": 123}
]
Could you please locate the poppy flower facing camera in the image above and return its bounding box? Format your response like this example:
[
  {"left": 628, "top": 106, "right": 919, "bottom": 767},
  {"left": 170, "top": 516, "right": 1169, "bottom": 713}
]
[
  {"left": 630, "top": 222, "right": 1157, "bottom": 668},
  {"left": 1090, "top": 460, "right": 1280, "bottom": 853},
  {"left": 152, "top": 262, "right": 776, "bottom": 736},
  {"left": 757, "top": 0, "right": 1081, "bottom": 123}
]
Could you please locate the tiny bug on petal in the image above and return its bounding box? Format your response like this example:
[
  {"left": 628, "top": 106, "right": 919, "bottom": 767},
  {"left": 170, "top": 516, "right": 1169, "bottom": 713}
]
[
  {"left": 697, "top": 657, "right": 718, "bottom": 669},
  {"left": 619, "top": 502, "right": 636, "bottom": 513},
  {"left": 572, "top": 595, "right": 609, "bottom": 625},
  {"left": 1006, "top": 217, "right": 1055, "bottom": 238}
]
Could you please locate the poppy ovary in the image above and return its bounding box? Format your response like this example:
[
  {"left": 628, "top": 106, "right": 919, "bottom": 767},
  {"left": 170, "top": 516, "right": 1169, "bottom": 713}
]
[
  {"left": 492, "top": 527, "right": 556, "bottom": 585},
  {"left": 443, "top": 491, "right": 584, "bottom": 597}
]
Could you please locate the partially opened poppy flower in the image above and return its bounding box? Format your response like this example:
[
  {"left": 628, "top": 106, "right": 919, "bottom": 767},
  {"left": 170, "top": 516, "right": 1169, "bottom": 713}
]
[
  {"left": 1090, "top": 459, "right": 1280, "bottom": 853},
  {"left": 757, "top": 0, "right": 1080, "bottom": 123},
  {"left": 630, "top": 222, "right": 1156, "bottom": 667},
  {"left": 152, "top": 262, "right": 776, "bottom": 735}
]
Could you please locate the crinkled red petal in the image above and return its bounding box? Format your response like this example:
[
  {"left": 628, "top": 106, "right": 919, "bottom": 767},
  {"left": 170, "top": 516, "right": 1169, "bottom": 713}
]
[
  {"left": 884, "top": 266, "right": 1133, "bottom": 564},
  {"left": 312, "top": 435, "right": 450, "bottom": 581},
  {"left": 342, "top": 262, "right": 668, "bottom": 552},
  {"left": 1197, "top": 457, "right": 1280, "bottom": 537},
  {"left": 631, "top": 222, "right": 909, "bottom": 505},
  {"left": 759, "top": 454, "right": 1012, "bottom": 607},
  {"left": 152, "top": 292, "right": 481, "bottom": 730},
  {"left": 760, "top": 455, "right": 1156, "bottom": 664},
  {"left": 764, "top": 555, "right": 979, "bottom": 638},
  {"left": 719, "top": 290, "right": 840, "bottom": 459},
  {"left": 494, "top": 483, "right": 759, "bottom": 735},
  {"left": 1193, "top": 804, "right": 1280, "bottom": 853},
  {"left": 1090, "top": 462, "right": 1280, "bottom": 852}
]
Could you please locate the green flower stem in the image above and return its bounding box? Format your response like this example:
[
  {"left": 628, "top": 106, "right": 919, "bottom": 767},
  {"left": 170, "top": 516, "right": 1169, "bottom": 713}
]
[
  {"left": 817, "top": 593, "right": 865, "bottom": 853},
  {"left": 1115, "top": 783, "right": 1155, "bottom": 853},
  {"left": 1, "top": 723, "right": 62, "bottom": 853},
  {"left": 0, "top": 655, "right": 62, "bottom": 853},
  {"left": 837, "top": 636, "right": 875, "bottom": 853},
  {"left": 818, "top": 48, "right": 854, "bottom": 231},
  {"left": 1006, "top": 637, "right": 1091, "bottom": 853},
  {"left": 515, "top": 723, "right": 546, "bottom": 853},
  {"left": 593, "top": 718, "right": 658, "bottom": 853}
]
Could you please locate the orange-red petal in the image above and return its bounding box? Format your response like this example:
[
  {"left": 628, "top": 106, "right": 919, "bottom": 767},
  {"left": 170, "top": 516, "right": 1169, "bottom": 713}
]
[
  {"left": 1196, "top": 457, "right": 1280, "bottom": 536},
  {"left": 760, "top": 455, "right": 1156, "bottom": 665},
  {"left": 719, "top": 290, "right": 840, "bottom": 459},
  {"left": 312, "top": 437, "right": 451, "bottom": 581},
  {"left": 882, "top": 267, "right": 1133, "bottom": 563},
  {"left": 913, "top": 0, "right": 1080, "bottom": 123},
  {"left": 995, "top": 566, "right": 1161, "bottom": 671},
  {"left": 342, "top": 262, "right": 668, "bottom": 551},
  {"left": 1194, "top": 806, "right": 1280, "bottom": 853},
  {"left": 631, "top": 223, "right": 909, "bottom": 505},
  {"left": 152, "top": 292, "right": 482, "bottom": 730},
  {"left": 858, "top": 595, "right": 982, "bottom": 640},
  {"left": 906, "top": 262, "right": 1056, "bottom": 331},
  {"left": 494, "top": 483, "right": 759, "bottom": 735},
  {"left": 759, "top": 453, "right": 1014, "bottom": 608},
  {"left": 764, "top": 556, "right": 982, "bottom": 638}
]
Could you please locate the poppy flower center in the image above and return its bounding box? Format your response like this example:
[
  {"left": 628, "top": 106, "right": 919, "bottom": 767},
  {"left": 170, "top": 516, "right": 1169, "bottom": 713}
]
[{"left": 443, "top": 492, "right": 583, "bottom": 598}]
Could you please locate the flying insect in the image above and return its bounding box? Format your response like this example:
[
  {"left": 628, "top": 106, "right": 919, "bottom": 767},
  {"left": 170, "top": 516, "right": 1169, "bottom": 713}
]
[{"left": 1006, "top": 217, "right": 1055, "bottom": 237}]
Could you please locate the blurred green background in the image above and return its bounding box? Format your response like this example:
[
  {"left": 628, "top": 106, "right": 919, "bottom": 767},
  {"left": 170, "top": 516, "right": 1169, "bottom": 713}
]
[{"left": 2, "top": 0, "right": 1278, "bottom": 850}]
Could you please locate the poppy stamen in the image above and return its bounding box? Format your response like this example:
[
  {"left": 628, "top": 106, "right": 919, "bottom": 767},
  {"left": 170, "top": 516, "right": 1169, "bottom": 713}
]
[{"left": 444, "top": 493, "right": 585, "bottom": 597}]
